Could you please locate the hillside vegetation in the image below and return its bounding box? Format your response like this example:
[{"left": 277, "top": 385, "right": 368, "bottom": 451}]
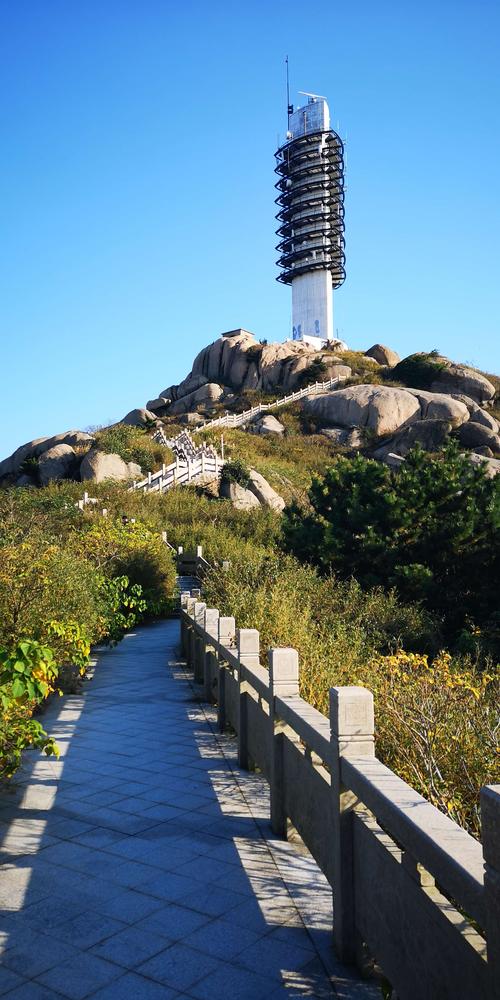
[
  {"left": 0, "top": 485, "right": 176, "bottom": 779},
  {"left": 1, "top": 337, "right": 499, "bottom": 839}
]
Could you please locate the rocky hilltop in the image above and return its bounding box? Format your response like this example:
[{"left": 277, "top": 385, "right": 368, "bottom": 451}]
[{"left": 1, "top": 328, "right": 498, "bottom": 486}]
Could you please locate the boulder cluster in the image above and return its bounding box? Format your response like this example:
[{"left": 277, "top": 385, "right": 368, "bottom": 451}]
[
  {"left": 145, "top": 328, "right": 352, "bottom": 419},
  {"left": 304, "top": 363, "right": 499, "bottom": 473},
  {"left": 0, "top": 328, "right": 498, "bottom": 488}
]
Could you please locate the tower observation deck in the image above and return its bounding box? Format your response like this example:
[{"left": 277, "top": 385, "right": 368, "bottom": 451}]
[{"left": 275, "top": 95, "right": 345, "bottom": 348}]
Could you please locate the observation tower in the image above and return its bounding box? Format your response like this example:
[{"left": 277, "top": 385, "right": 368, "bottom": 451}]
[{"left": 275, "top": 93, "right": 346, "bottom": 349}]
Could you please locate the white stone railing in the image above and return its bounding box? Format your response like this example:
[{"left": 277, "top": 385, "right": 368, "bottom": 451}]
[
  {"left": 194, "top": 373, "right": 348, "bottom": 433},
  {"left": 130, "top": 454, "right": 225, "bottom": 494},
  {"left": 179, "top": 576, "right": 499, "bottom": 1000}
]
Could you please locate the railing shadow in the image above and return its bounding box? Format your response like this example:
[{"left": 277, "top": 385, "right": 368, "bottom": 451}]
[{"left": 0, "top": 621, "right": 371, "bottom": 998}]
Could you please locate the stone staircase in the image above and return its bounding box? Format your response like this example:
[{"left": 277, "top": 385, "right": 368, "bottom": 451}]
[{"left": 131, "top": 430, "right": 224, "bottom": 495}]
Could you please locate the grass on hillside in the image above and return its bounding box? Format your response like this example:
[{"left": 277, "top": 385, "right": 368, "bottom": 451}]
[
  {"left": 201, "top": 408, "right": 341, "bottom": 503},
  {"left": 3, "top": 475, "right": 497, "bottom": 837},
  {"left": 94, "top": 424, "right": 173, "bottom": 473}
]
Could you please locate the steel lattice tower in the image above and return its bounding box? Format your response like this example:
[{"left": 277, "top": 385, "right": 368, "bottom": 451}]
[{"left": 275, "top": 95, "right": 345, "bottom": 347}]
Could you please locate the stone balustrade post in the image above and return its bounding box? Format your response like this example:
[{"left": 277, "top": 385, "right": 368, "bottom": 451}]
[
  {"left": 481, "top": 785, "right": 500, "bottom": 997},
  {"left": 183, "top": 598, "right": 197, "bottom": 666},
  {"left": 193, "top": 602, "right": 206, "bottom": 683},
  {"left": 268, "top": 648, "right": 299, "bottom": 837},
  {"left": 179, "top": 593, "right": 192, "bottom": 655},
  {"left": 217, "top": 617, "right": 235, "bottom": 733},
  {"left": 329, "top": 686, "right": 375, "bottom": 965},
  {"left": 236, "top": 629, "right": 260, "bottom": 770},
  {"left": 203, "top": 609, "right": 220, "bottom": 703}
]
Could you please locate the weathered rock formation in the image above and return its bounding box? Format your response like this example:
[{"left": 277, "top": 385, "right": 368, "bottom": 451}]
[
  {"left": 168, "top": 383, "right": 223, "bottom": 416},
  {"left": 372, "top": 420, "right": 453, "bottom": 461},
  {"left": 303, "top": 385, "right": 470, "bottom": 438},
  {"left": 121, "top": 408, "right": 158, "bottom": 427},
  {"left": 250, "top": 414, "right": 285, "bottom": 436},
  {"left": 38, "top": 445, "right": 77, "bottom": 485},
  {"left": 247, "top": 469, "right": 286, "bottom": 511},
  {"left": 189, "top": 329, "right": 350, "bottom": 397},
  {"left": 80, "top": 449, "right": 142, "bottom": 483},
  {"left": 320, "top": 427, "right": 365, "bottom": 448},
  {"left": 0, "top": 431, "right": 94, "bottom": 480},
  {"left": 365, "top": 344, "right": 401, "bottom": 366},
  {"left": 219, "top": 467, "right": 285, "bottom": 512},
  {"left": 457, "top": 422, "right": 500, "bottom": 454},
  {"left": 304, "top": 386, "right": 420, "bottom": 436},
  {"left": 219, "top": 480, "right": 261, "bottom": 511},
  {"left": 468, "top": 453, "right": 500, "bottom": 477},
  {"left": 430, "top": 364, "right": 495, "bottom": 404}
]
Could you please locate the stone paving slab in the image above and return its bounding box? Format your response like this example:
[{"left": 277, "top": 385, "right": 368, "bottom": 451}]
[{"left": 0, "top": 620, "right": 378, "bottom": 999}]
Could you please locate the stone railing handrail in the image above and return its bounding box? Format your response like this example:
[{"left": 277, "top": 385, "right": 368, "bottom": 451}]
[
  {"left": 130, "top": 453, "right": 225, "bottom": 494},
  {"left": 194, "top": 372, "right": 348, "bottom": 433},
  {"left": 179, "top": 560, "right": 499, "bottom": 1000}
]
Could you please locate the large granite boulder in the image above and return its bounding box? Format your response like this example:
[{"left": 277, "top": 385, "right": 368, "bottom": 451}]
[
  {"left": 247, "top": 469, "right": 285, "bottom": 511},
  {"left": 168, "top": 383, "right": 223, "bottom": 416},
  {"left": 121, "top": 408, "right": 158, "bottom": 427},
  {"left": 304, "top": 384, "right": 470, "bottom": 438},
  {"left": 157, "top": 373, "right": 209, "bottom": 404},
  {"left": 468, "top": 453, "right": 500, "bottom": 478},
  {"left": 441, "top": 394, "right": 499, "bottom": 431},
  {"left": 468, "top": 406, "right": 499, "bottom": 433},
  {"left": 80, "top": 449, "right": 142, "bottom": 483},
  {"left": 191, "top": 329, "right": 351, "bottom": 395},
  {"left": 146, "top": 397, "right": 170, "bottom": 412},
  {"left": 373, "top": 420, "right": 453, "bottom": 460},
  {"left": 303, "top": 386, "right": 422, "bottom": 436},
  {"left": 38, "top": 445, "right": 76, "bottom": 485},
  {"left": 320, "top": 427, "right": 365, "bottom": 448},
  {"left": 0, "top": 430, "right": 94, "bottom": 480},
  {"left": 457, "top": 422, "right": 500, "bottom": 453},
  {"left": 252, "top": 414, "right": 285, "bottom": 436},
  {"left": 365, "top": 344, "right": 400, "bottom": 366},
  {"left": 219, "top": 479, "right": 261, "bottom": 510},
  {"left": 403, "top": 389, "right": 469, "bottom": 427},
  {"left": 429, "top": 364, "right": 495, "bottom": 404}
]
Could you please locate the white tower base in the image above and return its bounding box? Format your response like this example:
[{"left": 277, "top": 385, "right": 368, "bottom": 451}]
[{"left": 291, "top": 270, "right": 333, "bottom": 349}]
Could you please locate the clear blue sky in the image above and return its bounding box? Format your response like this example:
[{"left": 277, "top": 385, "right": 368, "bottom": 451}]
[{"left": 1, "top": 0, "right": 499, "bottom": 458}]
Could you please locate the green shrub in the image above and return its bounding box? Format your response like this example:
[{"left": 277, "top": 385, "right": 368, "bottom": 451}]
[
  {"left": 202, "top": 545, "right": 498, "bottom": 837},
  {"left": 296, "top": 357, "right": 328, "bottom": 389},
  {"left": 0, "top": 541, "right": 107, "bottom": 652},
  {"left": 282, "top": 442, "right": 500, "bottom": 653},
  {"left": 388, "top": 350, "right": 447, "bottom": 389},
  {"left": 220, "top": 458, "right": 252, "bottom": 489},
  {"left": 68, "top": 517, "right": 177, "bottom": 620}
]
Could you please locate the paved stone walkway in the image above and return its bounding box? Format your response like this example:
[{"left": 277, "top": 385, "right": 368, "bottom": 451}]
[{"left": 0, "top": 621, "right": 378, "bottom": 1000}]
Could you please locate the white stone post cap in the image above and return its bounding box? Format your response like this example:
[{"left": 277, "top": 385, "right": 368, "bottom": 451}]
[
  {"left": 204, "top": 608, "right": 220, "bottom": 633},
  {"left": 237, "top": 628, "right": 260, "bottom": 654},
  {"left": 330, "top": 686, "right": 374, "bottom": 739},
  {"left": 218, "top": 617, "right": 236, "bottom": 645},
  {"left": 269, "top": 648, "right": 299, "bottom": 679}
]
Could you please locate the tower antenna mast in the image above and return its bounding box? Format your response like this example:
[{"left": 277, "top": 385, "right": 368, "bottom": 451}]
[{"left": 285, "top": 56, "right": 293, "bottom": 129}]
